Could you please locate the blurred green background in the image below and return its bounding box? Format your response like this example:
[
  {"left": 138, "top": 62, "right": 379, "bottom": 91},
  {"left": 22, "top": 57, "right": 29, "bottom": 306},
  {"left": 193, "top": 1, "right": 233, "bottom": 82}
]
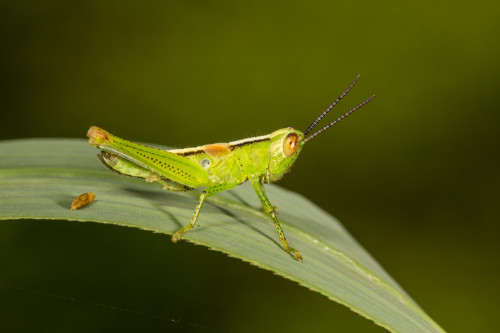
[{"left": 1, "top": 1, "right": 499, "bottom": 332}]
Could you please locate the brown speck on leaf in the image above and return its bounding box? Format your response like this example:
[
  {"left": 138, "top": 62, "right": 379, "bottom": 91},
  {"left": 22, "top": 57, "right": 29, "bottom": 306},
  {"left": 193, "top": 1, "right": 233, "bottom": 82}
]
[{"left": 71, "top": 192, "right": 96, "bottom": 210}]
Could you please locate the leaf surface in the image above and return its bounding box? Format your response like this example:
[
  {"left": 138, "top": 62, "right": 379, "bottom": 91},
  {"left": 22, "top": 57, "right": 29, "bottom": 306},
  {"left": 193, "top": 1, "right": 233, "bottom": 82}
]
[{"left": 0, "top": 139, "right": 444, "bottom": 333}]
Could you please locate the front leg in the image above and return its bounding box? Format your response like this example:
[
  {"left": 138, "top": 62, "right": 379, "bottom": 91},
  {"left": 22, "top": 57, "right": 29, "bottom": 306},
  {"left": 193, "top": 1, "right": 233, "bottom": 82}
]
[
  {"left": 171, "top": 182, "right": 237, "bottom": 243},
  {"left": 249, "top": 176, "right": 302, "bottom": 261}
]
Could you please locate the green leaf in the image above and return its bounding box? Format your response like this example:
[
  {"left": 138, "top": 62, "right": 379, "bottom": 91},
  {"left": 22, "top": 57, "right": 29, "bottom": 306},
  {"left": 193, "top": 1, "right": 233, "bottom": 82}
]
[{"left": 0, "top": 139, "right": 444, "bottom": 333}]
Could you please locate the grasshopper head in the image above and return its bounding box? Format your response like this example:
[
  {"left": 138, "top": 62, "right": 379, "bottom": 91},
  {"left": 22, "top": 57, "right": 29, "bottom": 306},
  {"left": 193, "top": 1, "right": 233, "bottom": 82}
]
[{"left": 268, "top": 128, "right": 305, "bottom": 181}]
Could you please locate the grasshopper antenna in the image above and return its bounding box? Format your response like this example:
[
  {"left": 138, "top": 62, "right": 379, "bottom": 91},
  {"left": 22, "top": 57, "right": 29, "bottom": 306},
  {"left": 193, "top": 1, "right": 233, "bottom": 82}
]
[
  {"left": 304, "top": 94, "right": 375, "bottom": 142},
  {"left": 303, "top": 74, "right": 361, "bottom": 136}
]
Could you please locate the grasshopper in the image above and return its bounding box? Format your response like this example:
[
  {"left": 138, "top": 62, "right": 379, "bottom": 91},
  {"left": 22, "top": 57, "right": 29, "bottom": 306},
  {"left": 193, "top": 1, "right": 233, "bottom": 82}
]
[{"left": 87, "top": 75, "right": 374, "bottom": 261}]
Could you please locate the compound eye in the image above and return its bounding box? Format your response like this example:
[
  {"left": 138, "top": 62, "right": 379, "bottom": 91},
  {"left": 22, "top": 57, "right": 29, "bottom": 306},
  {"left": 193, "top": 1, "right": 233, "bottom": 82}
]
[{"left": 283, "top": 133, "right": 299, "bottom": 157}]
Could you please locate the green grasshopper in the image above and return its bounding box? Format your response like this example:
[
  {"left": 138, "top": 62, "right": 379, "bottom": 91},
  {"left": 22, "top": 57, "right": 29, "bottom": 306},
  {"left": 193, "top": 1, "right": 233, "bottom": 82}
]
[{"left": 87, "top": 75, "right": 374, "bottom": 261}]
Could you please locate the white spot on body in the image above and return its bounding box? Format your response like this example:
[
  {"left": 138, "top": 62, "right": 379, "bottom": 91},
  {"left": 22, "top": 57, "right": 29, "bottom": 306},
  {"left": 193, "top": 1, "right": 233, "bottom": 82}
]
[{"left": 200, "top": 158, "right": 211, "bottom": 169}]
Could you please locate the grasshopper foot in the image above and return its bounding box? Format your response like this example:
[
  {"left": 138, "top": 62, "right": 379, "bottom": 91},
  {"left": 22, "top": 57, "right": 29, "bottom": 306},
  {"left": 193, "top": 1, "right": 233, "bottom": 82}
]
[
  {"left": 289, "top": 247, "right": 303, "bottom": 261},
  {"left": 171, "top": 232, "right": 182, "bottom": 243}
]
